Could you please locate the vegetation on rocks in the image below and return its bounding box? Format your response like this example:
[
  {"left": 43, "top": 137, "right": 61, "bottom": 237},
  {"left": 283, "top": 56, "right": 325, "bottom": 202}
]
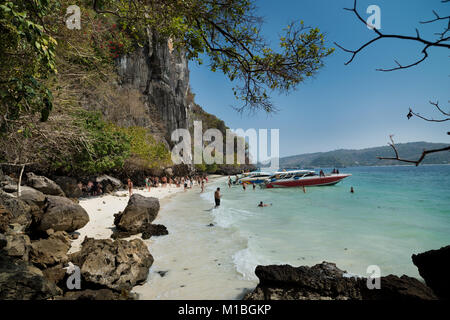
[{"left": 1, "top": 0, "right": 333, "bottom": 177}]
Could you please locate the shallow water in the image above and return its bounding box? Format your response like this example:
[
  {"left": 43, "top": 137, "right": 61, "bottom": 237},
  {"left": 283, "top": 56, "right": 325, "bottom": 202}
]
[
  {"left": 134, "top": 165, "right": 450, "bottom": 299},
  {"left": 132, "top": 187, "right": 257, "bottom": 300},
  {"left": 213, "top": 165, "right": 450, "bottom": 280}
]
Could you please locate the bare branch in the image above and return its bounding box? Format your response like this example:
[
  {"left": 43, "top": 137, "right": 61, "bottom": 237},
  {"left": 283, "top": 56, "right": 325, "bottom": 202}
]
[
  {"left": 377, "top": 135, "right": 450, "bottom": 166},
  {"left": 407, "top": 101, "right": 450, "bottom": 122},
  {"left": 335, "top": 0, "right": 450, "bottom": 71}
]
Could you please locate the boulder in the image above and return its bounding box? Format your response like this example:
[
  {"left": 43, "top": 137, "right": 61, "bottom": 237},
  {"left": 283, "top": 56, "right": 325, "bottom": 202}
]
[
  {"left": 245, "top": 262, "right": 362, "bottom": 300},
  {"left": 96, "top": 175, "right": 122, "bottom": 193},
  {"left": 0, "top": 233, "right": 6, "bottom": 249},
  {"left": 360, "top": 274, "right": 438, "bottom": 300},
  {"left": 0, "top": 174, "right": 16, "bottom": 188},
  {"left": 70, "top": 237, "right": 153, "bottom": 291},
  {"left": 29, "top": 232, "right": 71, "bottom": 268},
  {"left": 164, "top": 167, "right": 173, "bottom": 177},
  {"left": 18, "top": 187, "right": 46, "bottom": 206},
  {"left": 111, "top": 224, "right": 168, "bottom": 240},
  {"left": 26, "top": 172, "right": 65, "bottom": 196},
  {"left": 244, "top": 262, "right": 437, "bottom": 300},
  {"left": 52, "top": 176, "right": 83, "bottom": 198},
  {"left": 412, "top": 245, "right": 450, "bottom": 299},
  {"left": 3, "top": 232, "right": 31, "bottom": 261},
  {"left": 38, "top": 196, "right": 89, "bottom": 233},
  {"left": 59, "top": 289, "right": 134, "bottom": 300},
  {"left": 0, "top": 190, "right": 33, "bottom": 230},
  {"left": 42, "top": 264, "right": 67, "bottom": 286},
  {"left": 142, "top": 224, "right": 168, "bottom": 239},
  {"left": 113, "top": 194, "right": 160, "bottom": 235},
  {"left": 0, "top": 205, "right": 13, "bottom": 233},
  {"left": 0, "top": 253, "right": 62, "bottom": 300}
]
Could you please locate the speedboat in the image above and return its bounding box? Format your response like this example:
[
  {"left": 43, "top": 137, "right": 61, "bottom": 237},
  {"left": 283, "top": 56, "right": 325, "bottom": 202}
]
[
  {"left": 261, "top": 170, "right": 351, "bottom": 188},
  {"left": 236, "top": 171, "right": 273, "bottom": 185}
]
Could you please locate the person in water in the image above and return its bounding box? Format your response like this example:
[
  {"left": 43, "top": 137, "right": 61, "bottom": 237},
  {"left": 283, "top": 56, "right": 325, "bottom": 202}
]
[
  {"left": 214, "top": 187, "right": 221, "bottom": 207},
  {"left": 350, "top": 186, "right": 354, "bottom": 193},
  {"left": 258, "top": 201, "right": 271, "bottom": 207}
]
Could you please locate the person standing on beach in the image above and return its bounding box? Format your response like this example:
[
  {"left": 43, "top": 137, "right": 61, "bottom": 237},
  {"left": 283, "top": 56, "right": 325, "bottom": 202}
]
[
  {"left": 252, "top": 184, "right": 256, "bottom": 190},
  {"left": 214, "top": 187, "right": 221, "bottom": 207},
  {"left": 127, "top": 179, "right": 133, "bottom": 196},
  {"left": 228, "top": 176, "right": 232, "bottom": 188},
  {"left": 242, "top": 183, "right": 246, "bottom": 191},
  {"left": 145, "top": 177, "right": 151, "bottom": 192},
  {"left": 201, "top": 179, "right": 205, "bottom": 193}
]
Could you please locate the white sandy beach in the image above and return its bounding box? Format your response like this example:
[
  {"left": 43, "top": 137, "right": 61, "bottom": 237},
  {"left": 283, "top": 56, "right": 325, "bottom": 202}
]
[
  {"left": 69, "top": 176, "right": 257, "bottom": 300},
  {"left": 69, "top": 185, "right": 184, "bottom": 253}
]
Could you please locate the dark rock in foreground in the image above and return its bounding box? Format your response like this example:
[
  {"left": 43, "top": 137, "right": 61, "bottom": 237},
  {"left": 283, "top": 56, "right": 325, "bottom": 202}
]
[
  {"left": 69, "top": 237, "right": 153, "bottom": 291},
  {"left": 113, "top": 194, "right": 160, "bottom": 238},
  {"left": 244, "top": 262, "right": 437, "bottom": 300},
  {"left": 0, "top": 204, "right": 12, "bottom": 233},
  {"left": 0, "top": 190, "right": 33, "bottom": 231},
  {"left": 29, "top": 231, "right": 71, "bottom": 268},
  {"left": 2, "top": 232, "right": 31, "bottom": 261},
  {"left": 0, "top": 253, "right": 62, "bottom": 300},
  {"left": 0, "top": 233, "right": 6, "bottom": 249},
  {"left": 111, "top": 223, "right": 168, "bottom": 240},
  {"left": 412, "top": 245, "right": 450, "bottom": 299},
  {"left": 37, "top": 196, "right": 89, "bottom": 233},
  {"left": 59, "top": 289, "right": 134, "bottom": 300}
]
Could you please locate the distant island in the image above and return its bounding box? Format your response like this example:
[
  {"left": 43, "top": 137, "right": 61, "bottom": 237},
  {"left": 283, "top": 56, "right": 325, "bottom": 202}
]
[{"left": 276, "top": 142, "right": 450, "bottom": 168}]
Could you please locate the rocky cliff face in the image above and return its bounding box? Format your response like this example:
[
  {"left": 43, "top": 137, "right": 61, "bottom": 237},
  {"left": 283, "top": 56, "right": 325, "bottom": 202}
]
[{"left": 116, "top": 31, "right": 190, "bottom": 143}]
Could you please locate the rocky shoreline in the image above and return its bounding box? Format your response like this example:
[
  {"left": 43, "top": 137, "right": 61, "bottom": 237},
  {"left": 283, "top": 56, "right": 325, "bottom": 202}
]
[
  {"left": 1, "top": 169, "right": 448, "bottom": 300},
  {"left": 0, "top": 169, "right": 173, "bottom": 300},
  {"left": 244, "top": 258, "right": 445, "bottom": 300},
  {"left": 244, "top": 246, "right": 449, "bottom": 300}
]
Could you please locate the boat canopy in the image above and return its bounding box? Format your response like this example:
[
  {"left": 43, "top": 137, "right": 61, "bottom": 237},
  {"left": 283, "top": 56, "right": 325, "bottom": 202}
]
[{"left": 268, "top": 170, "right": 316, "bottom": 180}]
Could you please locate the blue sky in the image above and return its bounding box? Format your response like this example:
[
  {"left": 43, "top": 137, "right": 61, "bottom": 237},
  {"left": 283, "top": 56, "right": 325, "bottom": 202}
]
[{"left": 188, "top": 0, "right": 449, "bottom": 158}]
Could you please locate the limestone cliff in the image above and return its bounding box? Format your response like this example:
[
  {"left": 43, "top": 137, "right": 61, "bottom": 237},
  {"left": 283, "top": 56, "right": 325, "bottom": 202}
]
[{"left": 116, "top": 32, "right": 190, "bottom": 144}]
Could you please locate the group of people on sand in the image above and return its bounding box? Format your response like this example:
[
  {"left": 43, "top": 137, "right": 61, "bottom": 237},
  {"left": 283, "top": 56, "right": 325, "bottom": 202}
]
[
  {"left": 179, "top": 175, "right": 208, "bottom": 192},
  {"left": 76, "top": 180, "right": 103, "bottom": 197},
  {"left": 126, "top": 175, "right": 210, "bottom": 197}
]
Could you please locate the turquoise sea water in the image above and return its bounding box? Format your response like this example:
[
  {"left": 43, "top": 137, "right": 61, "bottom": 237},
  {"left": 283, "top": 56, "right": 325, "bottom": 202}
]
[{"left": 202, "top": 165, "right": 450, "bottom": 280}]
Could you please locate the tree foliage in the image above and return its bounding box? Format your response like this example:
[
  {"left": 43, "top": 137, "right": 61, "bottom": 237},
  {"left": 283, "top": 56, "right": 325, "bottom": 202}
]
[
  {"left": 0, "top": 0, "right": 57, "bottom": 131},
  {"left": 89, "top": 0, "right": 334, "bottom": 112}
]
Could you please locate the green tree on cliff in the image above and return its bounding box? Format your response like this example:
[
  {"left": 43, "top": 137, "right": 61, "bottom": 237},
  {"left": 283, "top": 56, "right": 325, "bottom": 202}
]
[{"left": 91, "top": 0, "right": 334, "bottom": 113}]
